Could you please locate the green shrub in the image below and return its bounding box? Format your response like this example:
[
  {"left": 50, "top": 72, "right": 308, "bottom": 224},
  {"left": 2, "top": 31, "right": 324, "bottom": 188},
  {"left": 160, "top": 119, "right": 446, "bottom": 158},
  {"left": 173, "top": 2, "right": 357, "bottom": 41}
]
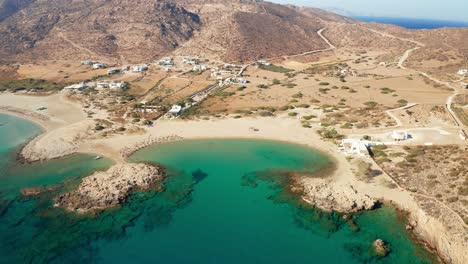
[
  {"left": 292, "top": 92, "right": 303, "bottom": 99},
  {"left": 303, "top": 115, "right": 317, "bottom": 120},
  {"left": 397, "top": 99, "right": 408, "bottom": 105},
  {"left": 364, "top": 101, "right": 378, "bottom": 108},
  {"left": 321, "top": 128, "right": 342, "bottom": 139},
  {"left": 259, "top": 64, "right": 293, "bottom": 73}
]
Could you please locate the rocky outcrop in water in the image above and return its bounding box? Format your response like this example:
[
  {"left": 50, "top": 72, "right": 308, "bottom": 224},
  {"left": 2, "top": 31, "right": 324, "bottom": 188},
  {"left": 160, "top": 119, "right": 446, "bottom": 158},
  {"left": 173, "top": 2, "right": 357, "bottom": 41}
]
[
  {"left": 373, "top": 239, "right": 390, "bottom": 256},
  {"left": 55, "top": 163, "right": 163, "bottom": 212},
  {"left": 302, "top": 178, "right": 377, "bottom": 213}
]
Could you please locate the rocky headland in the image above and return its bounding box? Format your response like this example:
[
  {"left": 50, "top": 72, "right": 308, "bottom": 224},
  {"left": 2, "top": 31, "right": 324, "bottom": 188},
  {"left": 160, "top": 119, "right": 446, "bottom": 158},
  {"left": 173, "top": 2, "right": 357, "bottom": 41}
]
[
  {"left": 301, "top": 178, "right": 377, "bottom": 213},
  {"left": 55, "top": 163, "right": 163, "bottom": 212}
]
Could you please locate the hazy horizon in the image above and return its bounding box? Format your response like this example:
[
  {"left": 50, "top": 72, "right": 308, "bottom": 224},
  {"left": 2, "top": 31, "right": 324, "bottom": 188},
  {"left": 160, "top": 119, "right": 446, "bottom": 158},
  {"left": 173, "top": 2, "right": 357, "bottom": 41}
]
[{"left": 270, "top": 0, "right": 468, "bottom": 23}]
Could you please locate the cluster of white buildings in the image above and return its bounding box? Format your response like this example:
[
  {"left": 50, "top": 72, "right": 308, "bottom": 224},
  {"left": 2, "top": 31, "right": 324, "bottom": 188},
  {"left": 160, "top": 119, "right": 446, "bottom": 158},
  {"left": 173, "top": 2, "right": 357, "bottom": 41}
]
[
  {"left": 63, "top": 80, "right": 127, "bottom": 91},
  {"left": 158, "top": 57, "right": 174, "bottom": 71},
  {"left": 82, "top": 61, "right": 108, "bottom": 69},
  {"left": 193, "top": 65, "right": 208, "bottom": 72},
  {"left": 220, "top": 77, "right": 247, "bottom": 86},
  {"left": 96, "top": 81, "right": 126, "bottom": 89},
  {"left": 211, "top": 70, "right": 231, "bottom": 77},
  {"left": 182, "top": 56, "right": 199, "bottom": 65},
  {"left": 340, "top": 130, "right": 411, "bottom": 157}
]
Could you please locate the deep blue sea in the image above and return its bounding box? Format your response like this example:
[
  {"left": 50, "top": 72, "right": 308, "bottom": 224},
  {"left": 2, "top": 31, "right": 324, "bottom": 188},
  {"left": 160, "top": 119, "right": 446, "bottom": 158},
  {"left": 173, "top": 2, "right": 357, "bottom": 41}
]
[{"left": 354, "top": 16, "right": 468, "bottom": 29}]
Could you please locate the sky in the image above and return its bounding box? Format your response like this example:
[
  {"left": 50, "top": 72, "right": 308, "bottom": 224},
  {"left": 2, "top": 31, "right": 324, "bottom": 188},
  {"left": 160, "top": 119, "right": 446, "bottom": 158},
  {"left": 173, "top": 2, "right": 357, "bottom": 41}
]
[{"left": 269, "top": 0, "right": 468, "bottom": 22}]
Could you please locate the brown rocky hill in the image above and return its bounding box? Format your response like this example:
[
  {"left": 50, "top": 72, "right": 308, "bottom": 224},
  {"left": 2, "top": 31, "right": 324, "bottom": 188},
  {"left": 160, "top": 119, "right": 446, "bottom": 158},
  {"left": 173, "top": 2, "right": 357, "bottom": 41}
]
[
  {"left": 0, "top": 0, "right": 201, "bottom": 63},
  {"left": 0, "top": 0, "right": 351, "bottom": 63},
  {"left": 174, "top": 0, "right": 345, "bottom": 62},
  {"left": 0, "top": 0, "right": 466, "bottom": 64}
]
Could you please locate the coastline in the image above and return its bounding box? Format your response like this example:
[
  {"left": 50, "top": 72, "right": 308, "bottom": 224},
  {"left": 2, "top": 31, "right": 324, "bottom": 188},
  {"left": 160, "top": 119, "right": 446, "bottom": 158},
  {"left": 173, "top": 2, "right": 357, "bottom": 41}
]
[{"left": 1, "top": 96, "right": 466, "bottom": 263}]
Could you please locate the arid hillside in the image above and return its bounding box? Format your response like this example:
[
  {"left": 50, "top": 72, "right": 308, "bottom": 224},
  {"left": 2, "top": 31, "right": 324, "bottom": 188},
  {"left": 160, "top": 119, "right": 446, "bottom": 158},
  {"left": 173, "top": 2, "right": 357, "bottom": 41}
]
[
  {"left": 0, "top": 0, "right": 338, "bottom": 63},
  {"left": 0, "top": 0, "right": 467, "bottom": 64},
  {"left": 0, "top": 0, "right": 202, "bottom": 63}
]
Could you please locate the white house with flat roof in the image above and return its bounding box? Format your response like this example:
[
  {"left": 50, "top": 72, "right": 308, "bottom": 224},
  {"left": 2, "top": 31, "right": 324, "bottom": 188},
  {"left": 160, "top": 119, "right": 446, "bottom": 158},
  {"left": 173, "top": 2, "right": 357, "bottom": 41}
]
[
  {"left": 167, "top": 105, "right": 182, "bottom": 117},
  {"left": 132, "top": 65, "right": 148, "bottom": 72},
  {"left": 96, "top": 82, "right": 109, "bottom": 89},
  {"left": 339, "top": 139, "right": 370, "bottom": 157},
  {"left": 391, "top": 130, "right": 409, "bottom": 141},
  {"left": 193, "top": 65, "right": 207, "bottom": 72},
  {"left": 92, "top": 63, "right": 106, "bottom": 69},
  {"left": 109, "top": 81, "right": 126, "bottom": 89}
]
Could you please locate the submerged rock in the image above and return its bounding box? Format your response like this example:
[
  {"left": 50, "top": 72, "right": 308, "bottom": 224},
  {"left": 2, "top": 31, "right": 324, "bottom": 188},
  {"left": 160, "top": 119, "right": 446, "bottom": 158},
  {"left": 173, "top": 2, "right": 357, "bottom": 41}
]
[
  {"left": 55, "top": 163, "right": 163, "bottom": 212},
  {"left": 21, "top": 186, "right": 56, "bottom": 197}
]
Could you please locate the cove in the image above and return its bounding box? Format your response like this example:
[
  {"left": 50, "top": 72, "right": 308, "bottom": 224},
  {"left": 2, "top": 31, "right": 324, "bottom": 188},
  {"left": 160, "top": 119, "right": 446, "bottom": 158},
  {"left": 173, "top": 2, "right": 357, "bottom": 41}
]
[{"left": 0, "top": 113, "right": 437, "bottom": 263}]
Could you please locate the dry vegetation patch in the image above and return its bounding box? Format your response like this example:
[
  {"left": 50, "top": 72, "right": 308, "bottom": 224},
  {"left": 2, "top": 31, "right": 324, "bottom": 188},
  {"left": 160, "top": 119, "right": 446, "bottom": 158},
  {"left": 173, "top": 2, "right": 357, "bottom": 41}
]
[{"left": 375, "top": 145, "right": 468, "bottom": 225}]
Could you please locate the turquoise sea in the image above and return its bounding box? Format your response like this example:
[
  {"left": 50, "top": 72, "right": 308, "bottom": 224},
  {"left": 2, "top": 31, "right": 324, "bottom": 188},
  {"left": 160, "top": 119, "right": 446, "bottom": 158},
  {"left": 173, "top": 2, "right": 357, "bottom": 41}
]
[{"left": 0, "top": 113, "right": 437, "bottom": 263}]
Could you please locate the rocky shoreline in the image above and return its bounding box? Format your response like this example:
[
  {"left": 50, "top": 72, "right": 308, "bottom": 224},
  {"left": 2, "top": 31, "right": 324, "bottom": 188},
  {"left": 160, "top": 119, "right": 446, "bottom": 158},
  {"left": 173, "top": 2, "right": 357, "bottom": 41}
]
[
  {"left": 300, "top": 178, "right": 377, "bottom": 213},
  {"left": 55, "top": 163, "right": 164, "bottom": 212}
]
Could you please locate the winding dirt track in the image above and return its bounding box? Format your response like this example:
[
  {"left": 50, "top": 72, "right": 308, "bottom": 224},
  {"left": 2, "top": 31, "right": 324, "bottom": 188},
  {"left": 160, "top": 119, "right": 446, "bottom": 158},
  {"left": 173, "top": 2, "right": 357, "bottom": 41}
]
[{"left": 357, "top": 24, "right": 465, "bottom": 128}]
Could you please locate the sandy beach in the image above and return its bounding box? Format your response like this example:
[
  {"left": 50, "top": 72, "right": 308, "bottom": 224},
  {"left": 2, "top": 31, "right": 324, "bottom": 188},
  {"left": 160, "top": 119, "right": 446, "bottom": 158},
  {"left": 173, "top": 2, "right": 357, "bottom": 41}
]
[{"left": 0, "top": 93, "right": 466, "bottom": 263}]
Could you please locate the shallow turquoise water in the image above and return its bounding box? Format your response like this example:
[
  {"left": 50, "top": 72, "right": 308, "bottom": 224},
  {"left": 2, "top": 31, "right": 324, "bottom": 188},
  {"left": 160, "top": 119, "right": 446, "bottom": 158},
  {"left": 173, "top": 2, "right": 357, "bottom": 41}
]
[{"left": 0, "top": 113, "right": 437, "bottom": 263}]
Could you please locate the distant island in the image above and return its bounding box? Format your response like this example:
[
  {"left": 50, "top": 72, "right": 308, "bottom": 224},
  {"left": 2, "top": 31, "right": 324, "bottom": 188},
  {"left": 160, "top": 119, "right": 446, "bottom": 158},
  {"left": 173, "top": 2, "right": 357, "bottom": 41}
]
[{"left": 353, "top": 16, "right": 468, "bottom": 29}]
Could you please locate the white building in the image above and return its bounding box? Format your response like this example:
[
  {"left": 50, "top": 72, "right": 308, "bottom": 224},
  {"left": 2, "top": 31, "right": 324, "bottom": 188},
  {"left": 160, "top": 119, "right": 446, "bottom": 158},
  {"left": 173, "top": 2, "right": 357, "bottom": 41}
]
[
  {"left": 391, "top": 130, "right": 409, "bottom": 141},
  {"left": 182, "top": 56, "right": 198, "bottom": 65},
  {"left": 231, "top": 77, "right": 247, "bottom": 84},
  {"left": 159, "top": 57, "right": 173, "bottom": 66},
  {"left": 132, "top": 65, "right": 148, "bottom": 73},
  {"left": 167, "top": 105, "right": 182, "bottom": 117},
  {"left": 63, "top": 82, "right": 88, "bottom": 90},
  {"left": 92, "top": 63, "right": 106, "bottom": 69},
  {"left": 339, "top": 139, "right": 370, "bottom": 157},
  {"left": 257, "top": 60, "right": 271, "bottom": 66},
  {"left": 96, "top": 82, "right": 109, "bottom": 89},
  {"left": 193, "top": 65, "right": 207, "bottom": 71},
  {"left": 109, "top": 81, "right": 126, "bottom": 89},
  {"left": 107, "top": 69, "right": 121, "bottom": 75},
  {"left": 457, "top": 69, "right": 467, "bottom": 76}
]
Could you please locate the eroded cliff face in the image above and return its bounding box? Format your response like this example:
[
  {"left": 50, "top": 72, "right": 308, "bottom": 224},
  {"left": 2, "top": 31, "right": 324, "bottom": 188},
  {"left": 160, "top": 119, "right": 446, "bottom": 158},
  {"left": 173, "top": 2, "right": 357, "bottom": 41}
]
[
  {"left": 55, "top": 163, "right": 164, "bottom": 212},
  {"left": 409, "top": 198, "right": 468, "bottom": 264}
]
